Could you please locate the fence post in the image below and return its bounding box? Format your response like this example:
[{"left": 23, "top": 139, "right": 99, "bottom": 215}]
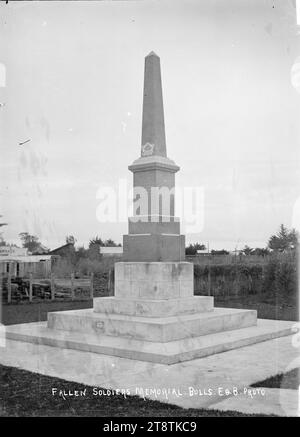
[
  {"left": 108, "top": 268, "right": 114, "bottom": 296},
  {"left": 7, "top": 263, "right": 11, "bottom": 304},
  {"left": 71, "top": 273, "right": 75, "bottom": 300},
  {"left": 50, "top": 274, "right": 55, "bottom": 300},
  {"left": 29, "top": 273, "right": 33, "bottom": 302},
  {"left": 108, "top": 269, "right": 111, "bottom": 295},
  {"left": 90, "top": 272, "right": 94, "bottom": 299},
  {"left": 208, "top": 255, "right": 211, "bottom": 296}
]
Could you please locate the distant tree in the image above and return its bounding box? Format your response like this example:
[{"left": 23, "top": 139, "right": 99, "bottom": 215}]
[
  {"left": 19, "top": 232, "right": 48, "bottom": 253},
  {"left": 211, "top": 249, "right": 229, "bottom": 255},
  {"left": 65, "top": 235, "right": 76, "bottom": 245},
  {"left": 89, "top": 236, "right": 104, "bottom": 248},
  {"left": 268, "top": 224, "right": 299, "bottom": 252},
  {"left": 242, "top": 245, "right": 254, "bottom": 255},
  {"left": 252, "top": 247, "right": 270, "bottom": 256},
  {"left": 104, "top": 239, "right": 118, "bottom": 247},
  {"left": 185, "top": 243, "right": 206, "bottom": 255}
]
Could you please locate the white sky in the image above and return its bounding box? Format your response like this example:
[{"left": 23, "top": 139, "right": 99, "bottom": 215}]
[{"left": 1, "top": 0, "right": 300, "bottom": 251}]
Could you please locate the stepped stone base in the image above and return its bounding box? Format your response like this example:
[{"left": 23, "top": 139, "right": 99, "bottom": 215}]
[
  {"left": 93, "top": 296, "right": 214, "bottom": 317},
  {"left": 3, "top": 262, "right": 294, "bottom": 364},
  {"left": 4, "top": 319, "right": 293, "bottom": 365},
  {"left": 47, "top": 307, "right": 257, "bottom": 343}
]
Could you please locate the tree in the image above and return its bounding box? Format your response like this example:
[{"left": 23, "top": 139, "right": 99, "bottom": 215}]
[
  {"left": 185, "top": 243, "right": 206, "bottom": 255},
  {"left": 268, "top": 224, "right": 299, "bottom": 252},
  {"left": 89, "top": 236, "right": 104, "bottom": 248},
  {"left": 252, "top": 247, "right": 270, "bottom": 256},
  {"left": 65, "top": 235, "right": 76, "bottom": 245},
  {"left": 104, "top": 239, "right": 118, "bottom": 247},
  {"left": 242, "top": 245, "right": 254, "bottom": 255},
  {"left": 89, "top": 236, "right": 120, "bottom": 248},
  {"left": 19, "top": 232, "right": 48, "bottom": 253}
]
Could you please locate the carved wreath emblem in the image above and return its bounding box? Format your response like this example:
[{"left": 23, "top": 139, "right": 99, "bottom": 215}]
[{"left": 141, "top": 142, "right": 154, "bottom": 157}]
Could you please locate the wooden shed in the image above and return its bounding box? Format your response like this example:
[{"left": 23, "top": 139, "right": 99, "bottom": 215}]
[{"left": 0, "top": 255, "right": 52, "bottom": 279}]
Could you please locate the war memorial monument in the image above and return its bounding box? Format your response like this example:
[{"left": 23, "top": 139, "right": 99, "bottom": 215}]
[{"left": 4, "top": 53, "right": 294, "bottom": 367}]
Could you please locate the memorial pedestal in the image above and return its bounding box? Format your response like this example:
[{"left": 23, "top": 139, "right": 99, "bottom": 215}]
[{"left": 4, "top": 261, "right": 293, "bottom": 364}]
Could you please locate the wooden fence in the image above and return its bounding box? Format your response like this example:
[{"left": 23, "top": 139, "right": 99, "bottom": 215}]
[{"left": 3, "top": 272, "right": 94, "bottom": 304}]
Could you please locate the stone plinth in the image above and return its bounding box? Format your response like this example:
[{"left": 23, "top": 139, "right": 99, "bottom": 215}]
[
  {"left": 93, "top": 296, "right": 213, "bottom": 317},
  {"left": 128, "top": 215, "right": 180, "bottom": 235},
  {"left": 47, "top": 307, "right": 257, "bottom": 343},
  {"left": 45, "top": 262, "right": 257, "bottom": 345},
  {"left": 123, "top": 156, "right": 185, "bottom": 262},
  {"left": 115, "top": 262, "right": 192, "bottom": 298},
  {"left": 4, "top": 260, "right": 294, "bottom": 364},
  {"left": 123, "top": 235, "right": 185, "bottom": 262}
]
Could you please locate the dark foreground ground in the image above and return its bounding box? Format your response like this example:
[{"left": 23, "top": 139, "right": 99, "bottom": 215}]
[
  {"left": 1, "top": 299, "right": 93, "bottom": 325},
  {"left": 1, "top": 364, "right": 298, "bottom": 417},
  {"left": 251, "top": 367, "right": 300, "bottom": 390},
  {"left": 0, "top": 364, "right": 273, "bottom": 417}
]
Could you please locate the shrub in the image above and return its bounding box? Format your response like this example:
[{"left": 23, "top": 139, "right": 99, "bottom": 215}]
[
  {"left": 51, "top": 257, "right": 116, "bottom": 278},
  {"left": 51, "top": 258, "right": 74, "bottom": 278},
  {"left": 76, "top": 258, "right": 114, "bottom": 276},
  {"left": 193, "top": 258, "right": 296, "bottom": 297},
  {"left": 274, "top": 261, "right": 297, "bottom": 294}
]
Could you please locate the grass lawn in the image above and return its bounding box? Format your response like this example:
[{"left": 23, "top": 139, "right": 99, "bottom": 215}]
[
  {"left": 251, "top": 368, "right": 300, "bottom": 390},
  {"left": 0, "top": 364, "right": 272, "bottom": 417},
  {"left": 1, "top": 299, "right": 93, "bottom": 325},
  {"left": 214, "top": 292, "right": 298, "bottom": 321}
]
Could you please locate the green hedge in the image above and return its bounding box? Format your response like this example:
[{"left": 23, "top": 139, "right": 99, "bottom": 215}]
[
  {"left": 193, "top": 259, "right": 297, "bottom": 296},
  {"left": 76, "top": 257, "right": 297, "bottom": 298}
]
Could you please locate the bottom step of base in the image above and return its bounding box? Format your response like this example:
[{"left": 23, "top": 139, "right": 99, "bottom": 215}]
[{"left": 4, "top": 318, "right": 293, "bottom": 364}]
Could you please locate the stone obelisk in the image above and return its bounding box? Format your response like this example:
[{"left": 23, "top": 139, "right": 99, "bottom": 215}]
[
  {"left": 141, "top": 51, "right": 166, "bottom": 157},
  {"left": 123, "top": 51, "right": 185, "bottom": 262}
]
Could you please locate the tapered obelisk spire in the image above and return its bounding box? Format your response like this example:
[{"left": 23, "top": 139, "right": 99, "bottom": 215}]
[
  {"left": 141, "top": 51, "right": 166, "bottom": 157},
  {"left": 123, "top": 52, "right": 185, "bottom": 262}
]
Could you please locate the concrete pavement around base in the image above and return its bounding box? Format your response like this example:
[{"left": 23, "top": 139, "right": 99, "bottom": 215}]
[
  {"left": 0, "top": 333, "right": 299, "bottom": 414},
  {"left": 208, "top": 387, "right": 299, "bottom": 417}
]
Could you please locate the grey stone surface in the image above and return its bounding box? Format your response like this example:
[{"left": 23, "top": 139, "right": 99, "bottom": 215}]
[
  {"left": 4, "top": 318, "right": 293, "bottom": 365},
  {"left": 141, "top": 52, "right": 166, "bottom": 157},
  {"left": 124, "top": 53, "right": 184, "bottom": 262},
  {"left": 128, "top": 216, "right": 180, "bottom": 235},
  {"left": 93, "top": 296, "right": 214, "bottom": 317},
  {"left": 114, "top": 261, "right": 193, "bottom": 299},
  {"left": 123, "top": 234, "right": 185, "bottom": 262},
  {"left": 46, "top": 307, "right": 257, "bottom": 343}
]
